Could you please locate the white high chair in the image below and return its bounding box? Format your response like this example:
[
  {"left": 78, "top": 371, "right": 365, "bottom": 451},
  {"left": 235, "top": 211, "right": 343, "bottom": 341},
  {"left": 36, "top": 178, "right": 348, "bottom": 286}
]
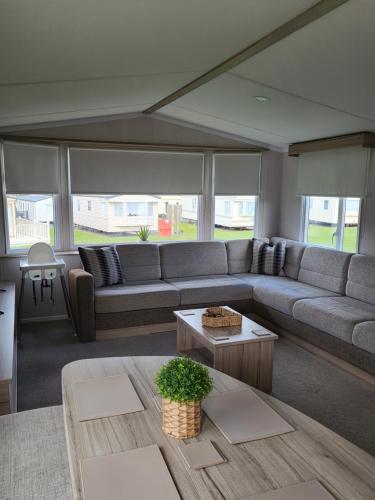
[{"left": 18, "top": 243, "right": 75, "bottom": 333}]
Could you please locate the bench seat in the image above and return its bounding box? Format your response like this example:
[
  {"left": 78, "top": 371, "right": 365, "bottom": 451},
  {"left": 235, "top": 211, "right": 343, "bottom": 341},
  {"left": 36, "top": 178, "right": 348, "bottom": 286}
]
[
  {"left": 293, "top": 296, "right": 375, "bottom": 343},
  {"left": 95, "top": 280, "right": 179, "bottom": 314},
  {"left": 165, "top": 275, "right": 251, "bottom": 306}
]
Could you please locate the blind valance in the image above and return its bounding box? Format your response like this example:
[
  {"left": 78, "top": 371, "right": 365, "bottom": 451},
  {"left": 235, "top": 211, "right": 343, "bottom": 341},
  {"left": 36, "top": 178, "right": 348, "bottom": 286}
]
[
  {"left": 69, "top": 148, "right": 204, "bottom": 195},
  {"left": 214, "top": 153, "right": 261, "bottom": 195},
  {"left": 296, "top": 146, "right": 369, "bottom": 197},
  {"left": 3, "top": 141, "right": 59, "bottom": 194}
]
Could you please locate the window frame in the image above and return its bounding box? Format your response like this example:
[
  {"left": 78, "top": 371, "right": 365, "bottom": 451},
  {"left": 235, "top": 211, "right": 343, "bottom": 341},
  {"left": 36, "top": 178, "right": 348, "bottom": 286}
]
[
  {"left": 0, "top": 144, "right": 263, "bottom": 254},
  {"left": 302, "top": 195, "right": 362, "bottom": 253},
  {"left": 3, "top": 193, "right": 59, "bottom": 254}
]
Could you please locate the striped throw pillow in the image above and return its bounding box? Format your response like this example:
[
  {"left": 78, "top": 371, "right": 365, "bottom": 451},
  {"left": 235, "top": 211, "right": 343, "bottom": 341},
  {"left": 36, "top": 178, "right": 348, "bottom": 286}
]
[
  {"left": 78, "top": 246, "right": 124, "bottom": 288},
  {"left": 250, "top": 239, "right": 286, "bottom": 276}
]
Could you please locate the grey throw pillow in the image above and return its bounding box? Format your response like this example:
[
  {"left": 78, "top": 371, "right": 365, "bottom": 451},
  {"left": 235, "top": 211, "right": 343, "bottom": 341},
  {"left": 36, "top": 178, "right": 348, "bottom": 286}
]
[
  {"left": 250, "top": 239, "right": 286, "bottom": 276},
  {"left": 78, "top": 246, "right": 124, "bottom": 287}
]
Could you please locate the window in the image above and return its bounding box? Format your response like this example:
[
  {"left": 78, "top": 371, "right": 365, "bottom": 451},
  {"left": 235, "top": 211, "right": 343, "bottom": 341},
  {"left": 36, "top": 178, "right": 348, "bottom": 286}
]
[
  {"left": 113, "top": 202, "right": 124, "bottom": 217},
  {"left": 303, "top": 196, "right": 361, "bottom": 252},
  {"left": 87, "top": 200, "right": 92, "bottom": 211},
  {"left": 100, "top": 203, "right": 107, "bottom": 217},
  {"left": 6, "top": 194, "right": 55, "bottom": 251},
  {"left": 224, "top": 201, "right": 230, "bottom": 215},
  {"left": 72, "top": 195, "right": 198, "bottom": 245},
  {"left": 214, "top": 196, "right": 257, "bottom": 240}
]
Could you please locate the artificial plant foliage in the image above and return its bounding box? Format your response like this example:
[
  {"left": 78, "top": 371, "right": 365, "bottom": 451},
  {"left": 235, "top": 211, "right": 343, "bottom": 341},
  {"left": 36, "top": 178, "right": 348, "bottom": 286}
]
[
  {"left": 155, "top": 357, "right": 213, "bottom": 403},
  {"left": 136, "top": 225, "right": 150, "bottom": 241}
]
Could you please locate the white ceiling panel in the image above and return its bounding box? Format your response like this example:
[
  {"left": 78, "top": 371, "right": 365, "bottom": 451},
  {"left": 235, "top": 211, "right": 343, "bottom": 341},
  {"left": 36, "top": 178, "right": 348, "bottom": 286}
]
[
  {"left": 232, "top": 0, "right": 375, "bottom": 122},
  {"left": 0, "top": 72, "right": 199, "bottom": 127},
  {"left": 0, "top": 0, "right": 316, "bottom": 85},
  {"left": 159, "top": 72, "right": 375, "bottom": 147}
]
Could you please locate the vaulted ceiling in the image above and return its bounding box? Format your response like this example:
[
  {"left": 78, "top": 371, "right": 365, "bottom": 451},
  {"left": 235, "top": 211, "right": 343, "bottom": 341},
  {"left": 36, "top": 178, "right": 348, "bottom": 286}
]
[{"left": 0, "top": 0, "right": 374, "bottom": 149}]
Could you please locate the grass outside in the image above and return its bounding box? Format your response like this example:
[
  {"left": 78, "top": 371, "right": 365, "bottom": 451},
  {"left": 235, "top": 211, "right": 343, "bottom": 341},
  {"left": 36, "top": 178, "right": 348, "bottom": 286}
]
[
  {"left": 307, "top": 224, "right": 358, "bottom": 252},
  {"left": 72, "top": 222, "right": 254, "bottom": 244},
  {"left": 13, "top": 222, "right": 357, "bottom": 252}
]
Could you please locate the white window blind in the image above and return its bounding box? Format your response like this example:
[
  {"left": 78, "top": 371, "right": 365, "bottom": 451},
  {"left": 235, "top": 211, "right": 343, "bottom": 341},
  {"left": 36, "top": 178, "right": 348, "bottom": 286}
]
[
  {"left": 69, "top": 148, "right": 204, "bottom": 195},
  {"left": 296, "top": 146, "right": 370, "bottom": 197},
  {"left": 214, "top": 153, "right": 261, "bottom": 195},
  {"left": 3, "top": 141, "right": 59, "bottom": 194}
]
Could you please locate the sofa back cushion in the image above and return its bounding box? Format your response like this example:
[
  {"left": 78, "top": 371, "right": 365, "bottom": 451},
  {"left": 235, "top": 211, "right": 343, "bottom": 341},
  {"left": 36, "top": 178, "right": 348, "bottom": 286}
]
[
  {"left": 271, "top": 237, "right": 306, "bottom": 279},
  {"left": 298, "top": 246, "right": 351, "bottom": 294},
  {"left": 346, "top": 254, "right": 375, "bottom": 305},
  {"left": 116, "top": 243, "right": 161, "bottom": 281},
  {"left": 225, "top": 239, "right": 252, "bottom": 274},
  {"left": 160, "top": 241, "right": 228, "bottom": 279}
]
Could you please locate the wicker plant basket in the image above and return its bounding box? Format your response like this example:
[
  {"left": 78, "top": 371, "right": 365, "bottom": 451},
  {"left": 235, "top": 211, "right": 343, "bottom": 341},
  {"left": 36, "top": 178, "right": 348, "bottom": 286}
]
[
  {"left": 162, "top": 398, "right": 201, "bottom": 439},
  {"left": 202, "top": 306, "right": 242, "bottom": 328}
]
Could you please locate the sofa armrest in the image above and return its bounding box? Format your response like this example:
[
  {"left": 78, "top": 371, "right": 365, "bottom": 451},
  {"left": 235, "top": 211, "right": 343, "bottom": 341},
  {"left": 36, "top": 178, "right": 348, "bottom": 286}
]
[{"left": 68, "top": 269, "right": 96, "bottom": 342}]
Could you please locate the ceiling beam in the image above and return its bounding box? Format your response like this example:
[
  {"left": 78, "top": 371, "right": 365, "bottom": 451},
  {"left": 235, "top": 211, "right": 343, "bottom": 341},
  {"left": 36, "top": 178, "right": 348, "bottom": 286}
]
[
  {"left": 288, "top": 132, "right": 375, "bottom": 156},
  {"left": 143, "top": 0, "right": 350, "bottom": 114},
  {"left": 1, "top": 135, "right": 267, "bottom": 153}
]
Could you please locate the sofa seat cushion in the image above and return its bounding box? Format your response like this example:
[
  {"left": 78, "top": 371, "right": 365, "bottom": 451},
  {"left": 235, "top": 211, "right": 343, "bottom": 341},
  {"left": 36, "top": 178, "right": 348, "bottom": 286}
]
[
  {"left": 165, "top": 275, "right": 251, "bottom": 306},
  {"left": 233, "top": 273, "right": 281, "bottom": 289},
  {"left": 94, "top": 280, "right": 180, "bottom": 314},
  {"left": 353, "top": 322, "right": 375, "bottom": 355},
  {"left": 253, "top": 277, "right": 338, "bottom": 316},
  {"left": 293, "top": 297, "right": 375, "bottom": 343}
]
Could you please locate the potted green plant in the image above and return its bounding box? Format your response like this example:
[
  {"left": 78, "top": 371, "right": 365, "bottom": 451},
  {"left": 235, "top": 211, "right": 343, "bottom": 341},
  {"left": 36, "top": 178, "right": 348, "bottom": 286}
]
[
  {"left": 136, "top": 225, "right": 150, "bottom": 242},
  {"left": 155, "top": 357, "right": 213, "bottom": 439}
]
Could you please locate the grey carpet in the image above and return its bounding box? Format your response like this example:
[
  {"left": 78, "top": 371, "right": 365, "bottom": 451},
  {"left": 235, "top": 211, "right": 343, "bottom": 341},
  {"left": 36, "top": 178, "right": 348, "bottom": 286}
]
[
  {"left": 0, "top": 406, "right": 72, "bottom": 500},
  {"left": 18, "top": 320, "right": 375, "bottom": 456}
]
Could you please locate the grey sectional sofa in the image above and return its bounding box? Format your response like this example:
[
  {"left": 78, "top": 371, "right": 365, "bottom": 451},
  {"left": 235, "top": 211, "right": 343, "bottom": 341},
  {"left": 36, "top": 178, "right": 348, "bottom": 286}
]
[{"left": 68, "top": 238, "right": 375, "bottom": 375}]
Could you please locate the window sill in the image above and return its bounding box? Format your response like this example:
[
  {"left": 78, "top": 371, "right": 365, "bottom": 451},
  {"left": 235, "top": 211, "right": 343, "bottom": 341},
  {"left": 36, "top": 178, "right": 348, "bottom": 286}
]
[{"left": 0, "top": 250, "right": 79, "bottom": 259}]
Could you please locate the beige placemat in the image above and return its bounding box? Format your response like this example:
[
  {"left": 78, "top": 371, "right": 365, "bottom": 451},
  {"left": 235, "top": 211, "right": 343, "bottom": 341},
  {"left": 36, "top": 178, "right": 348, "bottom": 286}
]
[
  {"left": 81, "top": 444, "right": 181, "bottom": 500},
  {"left": 73, "top": 373, "right": 144, "bottom": 421},
  {"left": 178, "top": 440, "right": 226, "bottom": 469},
  {"left": 243, "top": 480, "right": 334, "bottom": 499},
  {"left": 202, "top": 389, "right": 294, "bottom": 444}
]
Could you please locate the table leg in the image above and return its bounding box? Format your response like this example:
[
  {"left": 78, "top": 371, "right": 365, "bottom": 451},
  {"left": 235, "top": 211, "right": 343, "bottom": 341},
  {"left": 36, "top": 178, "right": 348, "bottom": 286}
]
[{"left": 176, "top": 318, "right": 194, "bottom": 353}]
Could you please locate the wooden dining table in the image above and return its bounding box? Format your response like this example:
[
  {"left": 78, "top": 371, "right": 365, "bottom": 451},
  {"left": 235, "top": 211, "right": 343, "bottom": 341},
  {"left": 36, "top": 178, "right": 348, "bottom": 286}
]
[{"left": 62, "top": 356, "right": 375, "bottom": 500}]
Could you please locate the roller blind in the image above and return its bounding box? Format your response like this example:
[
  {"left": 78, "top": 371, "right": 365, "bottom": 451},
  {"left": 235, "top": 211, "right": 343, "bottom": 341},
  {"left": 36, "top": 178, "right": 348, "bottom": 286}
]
[
  {"left": 3, "top": 141, "right": 59, "bottom": 194},
  {"left": 69, "top": 148, "right": 204, "bottom": 194},
  {"left": 214, "top": 153, "right": 261, "bottom": 195},
  {"left": 296, "top": 146, "right": 370, "bottom": 197}
]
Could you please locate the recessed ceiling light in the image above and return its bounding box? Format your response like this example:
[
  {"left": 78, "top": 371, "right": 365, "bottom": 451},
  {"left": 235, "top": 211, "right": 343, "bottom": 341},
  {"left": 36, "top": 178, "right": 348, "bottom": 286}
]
[{"left": 254, "top": 96, "right": 271, "bottom": 103}]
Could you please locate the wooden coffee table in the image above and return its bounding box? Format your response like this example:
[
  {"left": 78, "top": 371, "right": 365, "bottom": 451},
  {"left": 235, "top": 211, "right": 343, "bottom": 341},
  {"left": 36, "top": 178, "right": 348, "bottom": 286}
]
[
  {"left": 174, "top": 308, "right": 278, "bottom": 393},
  {"left": 62, "top": 356, "right": 375, "bottom": 500}
]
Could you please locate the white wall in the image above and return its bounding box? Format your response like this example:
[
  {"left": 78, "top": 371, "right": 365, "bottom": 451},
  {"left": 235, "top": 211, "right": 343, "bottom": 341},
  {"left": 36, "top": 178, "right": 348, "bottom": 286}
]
[{"left": 258, "top": 151, "right": 283, "bottom": 238}]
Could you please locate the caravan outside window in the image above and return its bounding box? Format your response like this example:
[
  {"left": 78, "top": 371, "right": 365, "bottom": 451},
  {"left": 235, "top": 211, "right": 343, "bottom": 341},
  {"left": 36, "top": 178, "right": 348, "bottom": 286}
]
[
  {"left": 72, "top": 195, "right": 199, "bottom": 245},
  {"left": 303, "top": 196, "right": 361, "bottom": 252},
  {"left": 214, "top": 196, "right": 257, "bottom": 240},
  {"left": 5, "top": 194, "right": 55, "bottom": 251}
]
